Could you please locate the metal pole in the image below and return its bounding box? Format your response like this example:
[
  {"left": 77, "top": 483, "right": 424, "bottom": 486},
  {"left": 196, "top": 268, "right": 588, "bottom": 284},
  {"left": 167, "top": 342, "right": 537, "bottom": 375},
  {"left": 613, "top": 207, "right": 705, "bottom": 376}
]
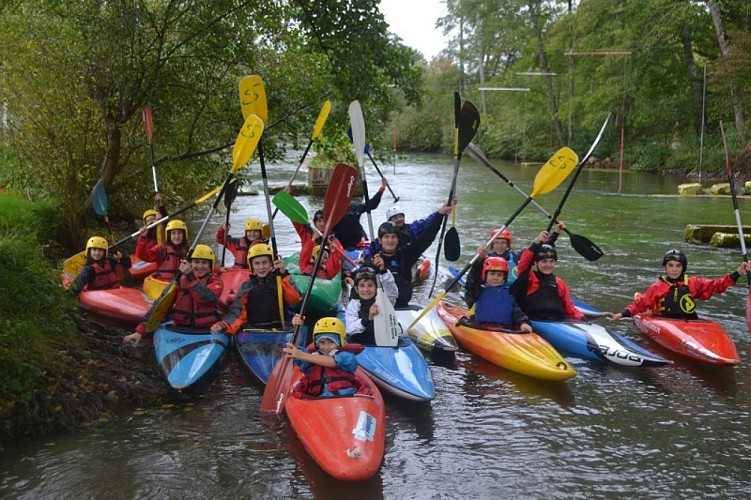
[{"left": 699, "top": 63, "right": 707, "bottom": 183}]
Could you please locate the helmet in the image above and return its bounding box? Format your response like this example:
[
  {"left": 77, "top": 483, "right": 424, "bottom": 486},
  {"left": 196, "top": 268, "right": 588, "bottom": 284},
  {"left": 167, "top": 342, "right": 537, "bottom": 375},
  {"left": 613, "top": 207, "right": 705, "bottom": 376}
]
[
  {"left": 378, "top": 221, "right": 399, "bottom": 239},
  {"left": 491, "top": 228, "right": 512, "bottom": 246},
  {"left": 482, "top": 257, "right": 509, "bottom": 282},
  {"left": 142, "top": 209, "right": 158, "bottom": 221},
  {"left": 86, "top": 236, "right": 109, "bottom": 258},
  {"left": 534, "top": 244, "right": 557, "bottom": 263},
  {"left": 165, "top": 219, "right": 188, "bottom": 239},
  {"left": 311, "top": 244, "right": 330, "bottom": 261},
  {"left": 247, "top": 243, "right": 274, "bottom": 267},
  {"left": 313, "top": 317, "right": 346, "bottom": 347},
  {"left": 190, "top": 244, "right": 215, "bottom": 268},
  {"left": 244, "top": 219, "right": 263, "bottom": 232},
  {"left": 662, "top": 249, "right": 687, "bottom": 270},
  {"left": 313, "top": 209, "right": 325, "bottom": 222},
  {"left": 353, "top": 266, "right": 377, "bottom": 285},
  {"left": 386, "top": 206, "right": 405, "bottom": 221}
]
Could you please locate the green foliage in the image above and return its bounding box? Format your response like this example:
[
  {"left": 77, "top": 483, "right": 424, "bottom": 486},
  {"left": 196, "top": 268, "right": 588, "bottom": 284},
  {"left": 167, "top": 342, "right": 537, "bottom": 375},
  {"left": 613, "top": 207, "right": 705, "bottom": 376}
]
[{"left": 309, "top": 132, "right": 358, "bottom": 169}]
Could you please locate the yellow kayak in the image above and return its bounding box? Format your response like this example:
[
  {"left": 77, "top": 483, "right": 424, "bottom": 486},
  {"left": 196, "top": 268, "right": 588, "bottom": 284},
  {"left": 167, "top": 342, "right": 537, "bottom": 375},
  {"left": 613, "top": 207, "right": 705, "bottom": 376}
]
[{"left": 143, "top": 273, "right": 170, "bottom": 300}]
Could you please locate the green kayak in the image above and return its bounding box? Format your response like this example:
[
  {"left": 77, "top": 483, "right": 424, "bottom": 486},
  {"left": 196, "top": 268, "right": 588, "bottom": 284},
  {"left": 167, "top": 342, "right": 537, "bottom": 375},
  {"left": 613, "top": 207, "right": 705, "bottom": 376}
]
[{"left": 283, "top": 254, "right": 342, "bottom": 314}]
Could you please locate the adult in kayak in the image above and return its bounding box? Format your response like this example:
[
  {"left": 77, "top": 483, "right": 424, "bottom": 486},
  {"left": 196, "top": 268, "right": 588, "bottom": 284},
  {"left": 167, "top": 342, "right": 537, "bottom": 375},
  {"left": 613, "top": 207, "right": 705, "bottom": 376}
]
[
  {"left": 136, "top": 219, "right": 189, "bottom": 281},
  {"left": 331, "top": 177, "right": 388, "bottom": 250},
  {"left": 362, "top": 201, "right": 453, "bottom": 308},
  {"left": 68, "top": 236, "right": 131, "bottom": 297},
  {"left": 511, "top": 225, "right": 585, "bottom": 322},
  {"left": 345, "top": 264, "right": 398, "bottom": 345},
  {"left": 362, "top": 203, "right": 447, "bottom": 257},
  {"left": 283, "top": 317, "right": 370, "bottom": 398},
  {"left": 215, "top": 218, "right": 268, "bottom": 269},
  {"left": 124, "top": 244, "right": 224, "bottom": 345},
  {"left": 211, "top": 244, "right": 303, "bottom": 333},
  {"left": 606, "top": 249, "right": 751, "bottom": 321},
  {"left": 464, "top": 256, "right": 532, "bottom": 332}
]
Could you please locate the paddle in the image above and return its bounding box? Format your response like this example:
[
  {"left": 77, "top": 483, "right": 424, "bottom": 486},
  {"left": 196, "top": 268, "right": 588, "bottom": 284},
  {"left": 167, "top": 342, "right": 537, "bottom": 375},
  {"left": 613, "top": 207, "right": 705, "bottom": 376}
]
[
  {"left": 407, "top": 147, "right": 578, "bottom": 331},
  {"left": 261, "top": 162, "right": 358, "bottom": 415},
  {"left": 143, "top": 113, "right": 264, "bottom": 333},
  {"left": 272, "top": 190, "right": 359, "bottom": 268},
  {"left": 466, "top": 143, "right": 603, "bottom": 261},
  {"left": 428, "top": 94, "right": 481, "bottom": 297},
  {"left": 90, "top": 179, "right": 124, "bottom": 280},
  {"left": 349, "top": 100, "right": 401, "bottom": 347},
  {"left": 364, "top": 143, "right": 400, "bottom": 202},
  {"left": 720, "top": 121, "right": 751, "bottom": 333},
  {"left": 271, "top": 100, "right": 331, "bottom": 220},
  {"left": 220, "top": 177, "right": 239, "bottom": 266},
  {"left": 141, "top": 106, "right": 164, "bottom": 211}
]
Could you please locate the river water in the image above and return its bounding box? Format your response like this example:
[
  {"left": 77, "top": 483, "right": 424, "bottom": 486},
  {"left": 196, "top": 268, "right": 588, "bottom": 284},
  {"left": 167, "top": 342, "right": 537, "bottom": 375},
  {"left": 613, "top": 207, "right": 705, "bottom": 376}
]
[{"left": 3, "top": 150, "right": 751, "bottom": 498}]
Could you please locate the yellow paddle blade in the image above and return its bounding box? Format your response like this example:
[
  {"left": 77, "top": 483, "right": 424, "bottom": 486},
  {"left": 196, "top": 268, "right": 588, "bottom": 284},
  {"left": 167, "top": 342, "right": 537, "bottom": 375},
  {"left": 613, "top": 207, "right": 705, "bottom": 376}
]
[
  {"left": 407, "top": 291, "right": 446, "bottom": 331},
  {"left": 311, "top": 100, "right": 331, "bottom": 141},
  {"left": 232, "top": 114, "right": 264, "bottom": 174},
  {"left": 145, "top": 283, "right": 177, "bottom": 333},
  {"left": 531, "top": 147, "right": 578, "bottom": 197},
  {"left": 239, "top": 75, "right": 268, "bottom": 124},
  {"left": 63, "top": 251, "right": 86, "bottom": 277},
  {"left": 196, "top": 185, "right": 223, "bottom": 204}
]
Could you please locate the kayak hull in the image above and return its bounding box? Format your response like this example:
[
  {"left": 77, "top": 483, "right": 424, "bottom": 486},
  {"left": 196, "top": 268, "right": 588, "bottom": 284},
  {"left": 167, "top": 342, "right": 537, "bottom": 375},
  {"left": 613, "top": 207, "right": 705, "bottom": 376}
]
[
  {"left": 235, "top": 328, "right": 307, "bottom": 385},
  {"left": 143, "top": 273, "right": 170, "bottom": 301},
  {"left": 633, "top": 313, "right": 740, "bottom": 366},
  {"left": 437, "top": 302, "right": 576, "bottom": 381},
  {"left": 153, "top": 324, "right": 230, "bottom": 391},
  {"left": 283, "top": 255, "right": 342, "bottom": 314},
  {"left": 286, "top": 367, "right": 386, "bottom": 482},
  {"left": 395, "top": 305, "right": 458, "bottom": 352},
  {"left": 77, "top": 287, "right": 151, "bottom": 324},
  {"left": 356, "top": 337, "right": 435, "bottom": 401},
  {"left": 531, "top": 320, "right": 672, "bottom": 367},
  {"left": 128, "top": 256, "right": 157, "bottom": 282}
]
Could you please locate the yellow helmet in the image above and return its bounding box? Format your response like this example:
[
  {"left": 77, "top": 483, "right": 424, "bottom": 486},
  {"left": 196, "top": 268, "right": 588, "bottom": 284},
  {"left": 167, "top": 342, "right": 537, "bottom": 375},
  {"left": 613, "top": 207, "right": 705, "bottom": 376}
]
[
  {"left": 142, "top": 209, "right": 158, "bottom": 221},
  {"left": 247, "top": 243, "right": 274, "bottom": 267},
  {"left": 165, "top": 219, "right": 188, "bottom": 239},
  {"left": 86, "top": 236, "right": 109, "bottom": 258},
  {"left": 311, "top": 244, "right": 330, "bottom": 261},
  {"left": 190, "top": 244, "right": 215, "bottom": 269},
  {"left": 313, "top": 317, "right": 346, "bottom": 347},
  {"left": 244, "top": 219, "right": 263, "bottom": 232}
]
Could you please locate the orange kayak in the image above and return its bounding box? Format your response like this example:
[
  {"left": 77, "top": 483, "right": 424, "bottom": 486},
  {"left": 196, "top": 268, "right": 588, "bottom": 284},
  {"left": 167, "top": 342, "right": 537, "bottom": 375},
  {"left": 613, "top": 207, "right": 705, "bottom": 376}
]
[
  {"left": 436, "top": 301, "right": 576, "bottom": 381},
  {"left": 286, "top": 367, "right": 386, "bottom": 481}
]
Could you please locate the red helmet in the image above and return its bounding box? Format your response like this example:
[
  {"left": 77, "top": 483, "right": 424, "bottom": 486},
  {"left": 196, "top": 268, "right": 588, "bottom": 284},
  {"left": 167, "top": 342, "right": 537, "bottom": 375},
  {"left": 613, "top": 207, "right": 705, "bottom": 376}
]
[
  {"left": 491, "top": 228, "right": 512, "bottom": 246},
  {"left": 482, "top": 256, "right": 509, "bottom": 281}
]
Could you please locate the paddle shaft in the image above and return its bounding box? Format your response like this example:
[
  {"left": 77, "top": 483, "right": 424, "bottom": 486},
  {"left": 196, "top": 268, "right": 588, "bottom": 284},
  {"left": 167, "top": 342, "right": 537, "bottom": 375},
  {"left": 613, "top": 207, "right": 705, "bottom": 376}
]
[
  {"left": 366, "top": 149, "right": 399, "bottom": 202},
  {"left": 721, "top": 122, "right": 751, "bottom": 285}
]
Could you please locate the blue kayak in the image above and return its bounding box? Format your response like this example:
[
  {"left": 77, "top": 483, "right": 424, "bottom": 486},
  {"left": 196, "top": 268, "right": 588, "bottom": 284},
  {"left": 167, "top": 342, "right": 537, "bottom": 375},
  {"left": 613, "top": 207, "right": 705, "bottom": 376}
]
[
  {"left": 530, "top": 320, "right": 671, "bottom": 368},
  {"left": 356, "top": 337, "right": 435, "bottom": 401},
  {"left": 235, "top": 327, "right": 308, "bottom": 385},
  {"left": 153, "top": 323, "right": 231, "bottom": 391}
]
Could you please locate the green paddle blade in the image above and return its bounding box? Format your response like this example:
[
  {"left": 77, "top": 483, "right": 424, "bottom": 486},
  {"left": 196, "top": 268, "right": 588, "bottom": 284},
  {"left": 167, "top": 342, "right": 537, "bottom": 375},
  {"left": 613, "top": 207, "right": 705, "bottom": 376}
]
[
  {"left": 91, "top": 180, "right": 108, "bottom": 217},
  {"left": 272, "top": 190, "right": 309, "bottom": 225}
]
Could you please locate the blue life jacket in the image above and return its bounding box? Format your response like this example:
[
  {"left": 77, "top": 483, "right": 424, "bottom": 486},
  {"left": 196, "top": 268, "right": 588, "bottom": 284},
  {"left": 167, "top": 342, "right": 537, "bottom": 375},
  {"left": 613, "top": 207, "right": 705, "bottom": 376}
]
[{"left": 474, "top": 285, "right": 515, "bottom": 327}]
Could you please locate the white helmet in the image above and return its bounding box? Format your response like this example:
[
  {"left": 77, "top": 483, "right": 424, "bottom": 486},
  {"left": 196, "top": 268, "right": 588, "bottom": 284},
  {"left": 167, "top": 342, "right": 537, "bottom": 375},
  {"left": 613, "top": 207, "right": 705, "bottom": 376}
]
[{"left": 386, "top": 206, "right": 405, "bottom": 221}]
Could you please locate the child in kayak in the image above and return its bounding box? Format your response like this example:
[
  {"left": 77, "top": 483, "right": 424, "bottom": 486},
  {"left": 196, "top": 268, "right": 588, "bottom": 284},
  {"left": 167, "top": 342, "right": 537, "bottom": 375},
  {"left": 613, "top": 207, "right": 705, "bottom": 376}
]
[
  {"left": 215, "top": 218, "right": 268, "bottom": 269},
  {"left": 136, "top": 219, "right": 189, "bottom": 281},
  {"left": 606, "top": 249, "right": 751, "bottom": 321},
  {"left": 290, "top": 207, "right": 344, "bottom": 279},
  {"left": 464, "top": 256, "right": 532, "bottom": 332},
  {"left": 69, "top": 236, "right": 131, "bottom": 297},
  {"left": 210, "top": 244, "right": 302, "bottom": 333},
  {"left": 302, "top": 243, "right": 342, "bottom": 280},
  {"left": 124, "top": 244, "right": 224, "bottom": 345},
  {"left": 511, "top": 225, "right": 585, "bottom": 322},
  {"left": 486, "top": 229, "right": 522, "bottom": 284},
  {"left": 345, "top": 262, "right": 398, "bottom": 345},
  {"left": 284, "top": 317, "right": 370, "bottom": 398}
]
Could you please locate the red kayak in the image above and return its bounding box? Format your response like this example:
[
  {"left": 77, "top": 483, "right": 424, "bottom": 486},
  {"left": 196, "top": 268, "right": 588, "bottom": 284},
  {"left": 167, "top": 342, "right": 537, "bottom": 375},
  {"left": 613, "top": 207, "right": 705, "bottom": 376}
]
[
  {"left": 411, "top": 257, "right": 430, "bottom": 284},
  {"left": 77, "top": 287, "right": 152, "bottom": 324},
  {"left": 218, "top": 268, "right": 250, "bottom": 310},
  {"left": 128, "top": 255, "right": 157, "bottom": 281},
  {"left": 286, "top": 367, "right": 386, "bottom": 482},
  {"left": 633, "top": 313, "right": 740, "bottom": 366}
]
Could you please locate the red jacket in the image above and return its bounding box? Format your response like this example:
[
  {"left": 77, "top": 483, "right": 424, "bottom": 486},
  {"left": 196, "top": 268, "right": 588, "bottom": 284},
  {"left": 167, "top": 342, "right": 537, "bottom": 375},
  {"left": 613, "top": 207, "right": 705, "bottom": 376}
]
[
  {"left": 215, "top": 225, "right": 268, "bottom": 269},
  {"left": 292, "top": 221, "right": 343, "bottom": 280},
  {"left": 622, "top": 273, "right": 737, "bottom": 317},
  {"left": 172, "top": 272, "right": 224, "bottom": 328}
]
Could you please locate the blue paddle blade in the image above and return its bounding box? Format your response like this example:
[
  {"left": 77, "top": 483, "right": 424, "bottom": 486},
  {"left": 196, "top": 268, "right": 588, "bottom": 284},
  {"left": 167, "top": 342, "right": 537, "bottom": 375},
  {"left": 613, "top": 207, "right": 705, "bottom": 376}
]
[{"left": 91, "top": 180, "right": 108, "bottom": 217}]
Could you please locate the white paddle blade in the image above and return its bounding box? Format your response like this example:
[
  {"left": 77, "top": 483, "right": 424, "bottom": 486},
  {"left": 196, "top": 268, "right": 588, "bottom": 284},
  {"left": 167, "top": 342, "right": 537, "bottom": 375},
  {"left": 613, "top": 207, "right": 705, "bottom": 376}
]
[
  {"left": 373, "top": 292, "right": 400, "bottom": 347},
  {"left": 348, "top": 100, "right": 366, "bottom": 168}
]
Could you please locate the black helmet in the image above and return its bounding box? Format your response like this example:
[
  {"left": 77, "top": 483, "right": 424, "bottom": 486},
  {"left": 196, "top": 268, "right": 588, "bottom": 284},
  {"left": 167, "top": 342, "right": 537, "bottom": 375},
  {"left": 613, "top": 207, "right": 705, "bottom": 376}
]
[
  {"left": 662, "top": 249, "right": 687, "bottom": 270},
  {"left": 378, "top": 221, "right": 399, "bottom": 239},
  {"left": 313, "top": 209, "right": 324, "bottom": 222},
  {"left": 353, "top": 266, "right": 377, "bottom": 285},
  {"left": 534, "top": 244, "right": 557, "bottom": 263}
]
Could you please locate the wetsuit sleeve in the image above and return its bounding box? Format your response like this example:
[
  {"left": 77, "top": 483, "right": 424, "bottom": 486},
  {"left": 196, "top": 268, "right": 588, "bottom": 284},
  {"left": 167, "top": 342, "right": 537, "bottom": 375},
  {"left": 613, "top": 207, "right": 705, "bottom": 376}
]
[
  {"left": 406, "top": 212, "right": 445, "bottom": 266},
  {"left": 689, "top": 274, "right": 737, "bottom": 300},
  {"left": 623, "top": 281, "right": 666, "bottom": 317},
  {"left": 332, "top": 351, "right": 358, "bottom": 373},
  {"left": 464, "top": 259, "right": 483, "bottom": 308},
  {"left": 407, "top": 211, "right": 438, "bottom": 237},
  {"left": 69, "top": 265, "right": 95, "bottom": 297},
  {"left": 557, "top": 277, "right": 585, "bottom": 321},
  {"left": 380, "top": 269, "right": 399, "bottom": 306}
]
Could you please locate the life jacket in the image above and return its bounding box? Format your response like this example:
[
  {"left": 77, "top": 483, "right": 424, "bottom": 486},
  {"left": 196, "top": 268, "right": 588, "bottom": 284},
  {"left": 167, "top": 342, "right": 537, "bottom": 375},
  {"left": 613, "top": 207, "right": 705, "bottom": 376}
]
[
  {"left": 474, "top": 285, "right": 515, "bottom": 327},
  {"left": 657, "top": 275, "right": 698, "bottom": 319},
  {"left": 243, "top": 275, "right": 284, "bottom": 327},
  {"left": 171, "top": 274, "right": 222, "bottom": 328},
  {"left": 521, "top": 271, "right": 564, "bottom": 321},
  {"left": 154, "top": 245, "right": 184, "bottom": 280},
  {"left": 301, "top": 345, "right": 366, "bottom": 398},
  {"left": 232, "top": 237, "right": 267, "bottom": 269},
  {"left": 85, "top": 258, "right": 120, "bottom": 290}
]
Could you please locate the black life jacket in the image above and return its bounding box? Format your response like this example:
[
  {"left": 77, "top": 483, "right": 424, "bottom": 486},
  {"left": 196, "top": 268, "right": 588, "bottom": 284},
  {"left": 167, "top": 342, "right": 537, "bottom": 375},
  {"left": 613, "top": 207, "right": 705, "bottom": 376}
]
[
  {"left": 244, "top": 275, "right": 284, "bottom": 328},
  {"left": 657, "top": 275, "right": 698, "bottom": 319},
  {"left": 521, "top": 271, "right": 564, "bottom": 321}
]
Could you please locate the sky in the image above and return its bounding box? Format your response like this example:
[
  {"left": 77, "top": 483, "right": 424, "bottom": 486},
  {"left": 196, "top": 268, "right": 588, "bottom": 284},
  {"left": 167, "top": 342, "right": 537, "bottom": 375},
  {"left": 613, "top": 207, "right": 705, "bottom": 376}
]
[{"left": 379, "top": 0, "right": 448, "bottom": 61}]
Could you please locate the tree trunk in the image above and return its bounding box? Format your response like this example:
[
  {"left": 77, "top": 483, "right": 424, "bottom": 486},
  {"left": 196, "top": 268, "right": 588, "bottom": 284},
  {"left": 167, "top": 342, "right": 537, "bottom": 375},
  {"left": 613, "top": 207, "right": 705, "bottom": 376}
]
[
  {"left": 476, "top": 14, "right": 487, "bottom": 114},
  {"left": 681, "top": 33, "right": 704, "bottom": 137}
]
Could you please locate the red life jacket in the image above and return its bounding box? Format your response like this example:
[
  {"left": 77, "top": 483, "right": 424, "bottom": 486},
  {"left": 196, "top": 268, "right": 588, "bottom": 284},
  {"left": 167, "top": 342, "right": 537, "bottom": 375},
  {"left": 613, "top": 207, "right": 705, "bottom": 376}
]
[
  {"left": 301, "top": 344, "right": 368, "bottom": 398},
  {"left": 86, "top": 258, "right": 120, "bottom": 290},
  {"left": 171, "top": 274, "right": 222, "bottom": 328},
  {"left": 154, "top": 246, "right": 183, "bottom": 280}
]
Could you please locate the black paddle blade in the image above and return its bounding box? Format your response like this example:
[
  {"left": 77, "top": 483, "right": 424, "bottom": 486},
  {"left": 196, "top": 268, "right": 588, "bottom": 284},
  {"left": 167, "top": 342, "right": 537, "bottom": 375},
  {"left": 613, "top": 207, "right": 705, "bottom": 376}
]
[
  {"left": 458, "top": 101, "right": 480, "bottom": 153},
  {"left": 568, "top": 230, "right": 604, "bottom": 261},
  {"left": 454, "top": 92, "right": 461, "bottom": 127},
  {"left": 224, "top": 177, "right": 239, "bottom": 210},
  {"left": 444, "top": 227, "right": 460, "bottom": 261}
]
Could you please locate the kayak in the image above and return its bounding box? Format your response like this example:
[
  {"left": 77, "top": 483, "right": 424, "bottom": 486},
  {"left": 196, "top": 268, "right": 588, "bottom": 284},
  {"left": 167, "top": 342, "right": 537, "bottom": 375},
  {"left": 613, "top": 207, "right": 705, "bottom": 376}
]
[
  {"left": 356, "top": 337, "right": 435, "bottom": 401},
  {"left": 395, "top": 305, "right": 458, "bottom": 352},
  {"left": 128, "top": 255, "right": 157, "bottom": 281},
  {"left": 286, "top": 367, "right": 386, "bottom": 482},
  {"left": 218, "top": 268, "right": 250, "bottom": 310},
  {"left": 284, "top": 255, "right": 342, "bottom": 314},
  {"left": 143, "top": 273, "right": 170, "bottom": 300},
  {"left": 436, "top": 301, "right": 576, "bottom": 381},
  {"left": 77, "top": 287, "right": 152, "bottom": 324},
  {"left": 633, "top": 313, "right": 740, "bottom": 366},
  {"left": 153, "top": 323, "right": 230, "bottom": 391},
  {"left": 412, "top": 257, "right": 430, "bottom": 284},
  {"left": 530, "top": 320, "right": 672, "bottom": 367},
  {"left": 235, "top": 327, "right": 308, "bottom": 385}
]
